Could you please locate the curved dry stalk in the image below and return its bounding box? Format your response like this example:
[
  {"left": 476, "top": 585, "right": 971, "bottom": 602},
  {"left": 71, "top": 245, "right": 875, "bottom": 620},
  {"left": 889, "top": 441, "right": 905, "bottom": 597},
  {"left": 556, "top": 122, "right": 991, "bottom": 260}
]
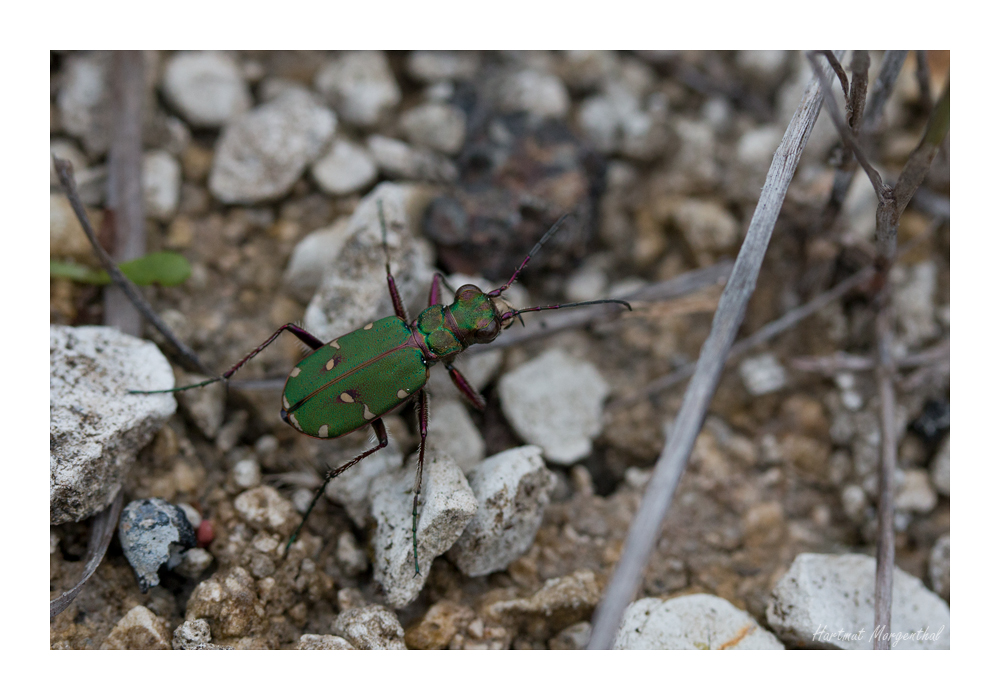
[{"left": 587, "top": 50, "right": 845, "bottom": 650}]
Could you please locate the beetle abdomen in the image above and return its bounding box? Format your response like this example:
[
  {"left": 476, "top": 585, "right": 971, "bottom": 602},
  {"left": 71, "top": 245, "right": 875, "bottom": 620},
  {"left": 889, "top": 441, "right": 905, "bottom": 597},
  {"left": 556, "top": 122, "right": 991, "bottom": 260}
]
[{"left": 281, "top": 316, "right": 428, "bottom": 438}]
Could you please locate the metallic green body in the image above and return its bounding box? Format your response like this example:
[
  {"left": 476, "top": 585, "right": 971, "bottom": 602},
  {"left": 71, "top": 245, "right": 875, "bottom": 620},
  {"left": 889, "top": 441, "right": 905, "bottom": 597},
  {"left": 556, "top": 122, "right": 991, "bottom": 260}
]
[
  {"left": 281, "top": 317, "right": 427, "bottom": 438},
  {"left": 280, "top": 286, "right": 502, "bottom": 440}
]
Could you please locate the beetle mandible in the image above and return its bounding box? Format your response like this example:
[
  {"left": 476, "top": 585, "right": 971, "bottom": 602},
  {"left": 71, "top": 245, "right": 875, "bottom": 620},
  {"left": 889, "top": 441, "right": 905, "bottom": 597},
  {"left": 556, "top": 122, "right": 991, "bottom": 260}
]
[{"left": 133, "top": 201, "right": 630, "bottom": 573}]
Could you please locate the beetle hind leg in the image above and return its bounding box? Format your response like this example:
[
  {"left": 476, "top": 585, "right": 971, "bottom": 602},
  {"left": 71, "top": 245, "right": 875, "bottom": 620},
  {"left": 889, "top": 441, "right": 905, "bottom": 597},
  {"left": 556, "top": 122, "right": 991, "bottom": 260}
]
[{"left": 285, "top": 418, "right": 390, "bottom": 552}]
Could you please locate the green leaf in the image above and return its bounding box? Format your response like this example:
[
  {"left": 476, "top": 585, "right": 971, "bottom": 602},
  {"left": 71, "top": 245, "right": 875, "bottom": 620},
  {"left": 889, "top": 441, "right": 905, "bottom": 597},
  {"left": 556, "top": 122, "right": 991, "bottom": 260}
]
[{"left": 50, "top": 252, "right": 192, "bottom": 287}]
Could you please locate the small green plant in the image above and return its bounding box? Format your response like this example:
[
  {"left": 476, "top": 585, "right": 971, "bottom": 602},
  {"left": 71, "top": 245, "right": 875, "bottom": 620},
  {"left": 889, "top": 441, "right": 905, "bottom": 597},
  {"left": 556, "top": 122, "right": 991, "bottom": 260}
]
[{"left": 50, "top": 251, "right": 191, "bottom": 287}]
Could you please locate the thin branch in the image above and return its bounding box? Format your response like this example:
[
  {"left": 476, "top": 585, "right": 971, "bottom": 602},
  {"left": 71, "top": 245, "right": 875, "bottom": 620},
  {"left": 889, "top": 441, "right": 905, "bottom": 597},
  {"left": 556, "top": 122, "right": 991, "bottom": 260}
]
[
  {"left": 862, "top": 51, "right": 908, "bottom": 135},
  {"left": 104, "top": 50, "right": 146, "bottom": 336},
  {"left": 53, "top": 157, "right": 213, "bottom": 376},
  {"left": 873, "top": 299, "right": 897, "bottom": 649},
  {"left": 821, "top": 51, "right": 851, "bottom": 103},
  {"left": 847, "top": 51, "right": 870, "bottom": 131},
  {"left": 915, "top": 51, "right": 933, "bottom": 114},
  {"left": 50, "top": 490, "right": 124, "bottom": 619},
  {"left": 790, "top": 338, "right": 949, "bottom": 374},
  {"left": 894, "top": 81, "right": 950, "bottom": 213},
  {"left": 587, "top": 50, "right": 844, "bottom": 650}
]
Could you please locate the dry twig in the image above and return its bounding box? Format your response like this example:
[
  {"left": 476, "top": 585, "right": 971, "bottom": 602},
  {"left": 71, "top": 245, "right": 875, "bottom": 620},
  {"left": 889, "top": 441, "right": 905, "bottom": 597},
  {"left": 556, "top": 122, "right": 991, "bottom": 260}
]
[
  {"left": 53, "top": 157, "right": 212, "bottom": 375},
  {"left": 587, "top": 51, "right": 845, "bottom": 649}
]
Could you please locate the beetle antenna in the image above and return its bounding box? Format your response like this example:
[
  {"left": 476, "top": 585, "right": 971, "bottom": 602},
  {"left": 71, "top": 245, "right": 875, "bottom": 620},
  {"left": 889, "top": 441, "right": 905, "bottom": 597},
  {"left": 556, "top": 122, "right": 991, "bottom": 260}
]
[
  {"left": 500, "top": 298, "right": 632, "bottom": 325},
  {"left": 487, "top": 213, "right": 570, "bottom": 297}
]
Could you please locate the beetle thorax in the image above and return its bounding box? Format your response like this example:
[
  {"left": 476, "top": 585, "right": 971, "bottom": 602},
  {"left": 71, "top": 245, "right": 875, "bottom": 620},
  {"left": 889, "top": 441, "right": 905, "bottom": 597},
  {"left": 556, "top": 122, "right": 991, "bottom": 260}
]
[{"left": 413, "top": 284, "right": 502, "bottom": 360}]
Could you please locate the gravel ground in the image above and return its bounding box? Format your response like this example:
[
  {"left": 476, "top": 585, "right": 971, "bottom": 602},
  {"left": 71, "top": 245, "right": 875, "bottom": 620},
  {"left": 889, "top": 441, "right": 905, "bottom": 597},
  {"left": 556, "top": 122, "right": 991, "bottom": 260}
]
[{"left": 50, "top": 50, "right": 949, "bottom": 650}]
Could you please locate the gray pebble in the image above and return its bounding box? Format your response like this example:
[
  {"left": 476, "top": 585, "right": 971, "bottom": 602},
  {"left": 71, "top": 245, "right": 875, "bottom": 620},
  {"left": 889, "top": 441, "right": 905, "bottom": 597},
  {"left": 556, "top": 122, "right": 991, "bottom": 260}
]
[
  {"left": 209, "top": 90, "right": 336, "bottom": 204},
  {"left": 315, "top": 51, "right": 400, "bottom": 127},
  {"left": 448, "top": 446, "right": 554, "bottom": 576},
  {"left": 371, "top": 452, "right": 477, "bottom": 607},
  {"left": 931, "top": 434, "right": 950, "bottom": 496},
  {"left": 162, "top": 51, "right": 251, "bottom": 128},
  {"left": 142, "top": 150, "right": 181, "bottom": 221},
  {"left": 310, "top": 138, "right": 377, "bottom": 196},
  {"left": 118, "top": 498, "right": 196, "bottom": 593},
  {"left": 615, "top": 595, "right": 785, "bottom": 649},
  {"left": 333, "top": 604, "right": 406, "bottom": 650},
  {"left": 400, "top": 102, "right": 467, "bottom": 155},
  {"left": 50, "top": 325, "right": 176, "bottom": 524},
  {"left": 498, "top": 349, "right": 609, "bottom": 465},
  {"left": 767, "top": 553, "right": 950, "bottom": 649},
  {"left": 739, "top": 353, "right": 788, "bottom": 396}
]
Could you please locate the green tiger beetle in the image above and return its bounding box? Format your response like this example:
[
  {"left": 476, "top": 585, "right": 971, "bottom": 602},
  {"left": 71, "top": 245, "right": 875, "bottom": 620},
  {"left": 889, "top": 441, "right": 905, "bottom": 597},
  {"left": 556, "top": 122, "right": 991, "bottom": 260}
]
[{"left": 133, "top": 202, "right": 630, "bottom": 574}]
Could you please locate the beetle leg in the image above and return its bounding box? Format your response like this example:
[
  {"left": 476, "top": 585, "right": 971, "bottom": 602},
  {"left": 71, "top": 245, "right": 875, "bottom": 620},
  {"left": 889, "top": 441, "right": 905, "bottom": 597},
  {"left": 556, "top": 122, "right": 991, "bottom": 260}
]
[
  {"left": 378, "top": 200, "right": 410, "bottom": 322},
  {"left": 285, "top": 418, "right": 390, "bottom": 553},
  {"left": 446, "top": 363, "right": 487, "bottom": 411},
  {"left": 130, "top": 323, "right": 324, "bottom": 394},
  {"left": 411, "top": 389, "right": 430, "bottom": 575},
  {"left": 428, "top": 272, "right": 444, "bottom": 306}
]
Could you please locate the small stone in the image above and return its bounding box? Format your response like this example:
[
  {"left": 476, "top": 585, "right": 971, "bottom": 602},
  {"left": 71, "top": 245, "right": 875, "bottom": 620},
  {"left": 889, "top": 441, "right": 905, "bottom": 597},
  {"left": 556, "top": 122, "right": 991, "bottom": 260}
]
[
  {"left": 400, "top": 102, "right": 467, "bottom": 155},
  {"left": 314, "top": 51, "right": 401, "bottom": 127},
  {"left": 173, "top": 619, "right": 213, "bottom": 649},
  {"left": 841, "top": 484, "right": 869, "bottom": 522},
  {"left": 448, "top": 446, "right": 555, "bottom": 576},
  {"left": 310, "top": 138, "right": 377, "bottom": 196},
  {"left": 234, "top": 485, "right": 298, "bottom": 537},
  {"left": 406, "top": 51, "right": 480, "bottom": 82},
  {"left": 892, "top": 261, "right": 939, "bottom": 347},
  {"left": 930, "top": 434, "right": 950, "bottom": 496},
  {"left": 232, "top": 457, "right": 262, "bottom": 490},
  {"left": 739, "top": 353, "right": 788, "bottom": 396},
  {"left": 295, "top": 634, "right": 355, "bottom": 650},
  {"left": 175, "top": 373, "right": 226, "bottom": 439},
  {"left": 614, "top": 595, "right": 784, "bottom": 649},
  {"left": 51, "top": 326, "right": 176, "bottom": 524},
  {"left": 929, "top": 535, "right": 950, "bottom": 600},
  {"left": 371, "top": 453, "right": 477, "bottom": 607},
  {"left": 484, "top": 570, "right": 601, "bottom": 640},
  {"left": 425, "top": 399, "right": 485, "bottom": 471},
  {"left": 143, "top": 150, "right": 181, "bottom": 221},
  {"left": 896, "top": 469, "right": 938, "bottom": 514},
  {"left": 209, "top": 90, "right": 336, "bottom": 204},
  {"left": 736, "top": 125, "right": 784, "bottom": 175},
  {"left": 333, "top": 604, "right": 406, "bottom": 650},
  {"left": 549, "top": 621, "right": 592, "bottom": 650},
  {"left": 162, "top": 51, "right": 251, "bottom": 128},
  {"left": 50, "top": 193, "right": 102, "bottom": 265},
  {"left": 100, "top": 605, "right": 171, "bottom": 650},
  {"left": 174, "top": 547, "right": 214, "bottom": 579},
  {"left": 767, "top": 553, "right": 950, "bottom": 649},
  {"left": 186, "top": 567, "right": 268, "bottom": 643},
  {"left": 57, "top": 52, "right": 112, "bottom": 156},
  {"left": 303, "top": 183, "right": 436, "bottom": 343},
  {"left": 177, "top": 502, "right": 201, "bottom": 529},
  {"left": 366, "top": 134, "right": 457, "bottom": 183},
  {"left": 405, "top": 600, "right": 476, "bottom": 649},
  {"left": 670, "top": 198, "right": 740, "bottom": 264},
  {"left": 498, "top": 69, "right": 569, "bottom": 120},
  {"left": 498, "top": 349, "right": 609, "bottom": 465},
  {"left": 335, "top": 531, "right": 368, "bottom": 576},
  {"left": 282, "top": 217, "right": 353, "bottom": 303},
  {"left": 118, "top": 498, "right": 196, "bottom": 593}
]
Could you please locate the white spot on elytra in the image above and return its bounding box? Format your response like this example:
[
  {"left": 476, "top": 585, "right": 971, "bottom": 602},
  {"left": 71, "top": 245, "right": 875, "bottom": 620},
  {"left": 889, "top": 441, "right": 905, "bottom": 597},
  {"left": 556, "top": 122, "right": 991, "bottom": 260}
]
[
  {"left": 363, "top": 404, "right": 376, "bottom": 421},
  {"left": 289, "top": 367, "right": 301, "bottom": 378},
  {"left": 326, "top": 358, "right": 335, "bottom": 371},
  {"left": 397, "top": 389, "right": 409, "bottom": 399},
  {"left": 288, "top": 413, "right": 301, "bottom": 430},
  {"left": 282, "top": 395, "right": 290, "bottom": 410},
  {"left": 318, "top": 424, "right": 329, "bottom": 438},
  {"left": 340, "top": 392, "right": 354, "bottom": 403},
  {"left": 363, "top": 322, "right": 374, "bottom": 330},
  {"left": 330, "top": 339, "right": 340, "bottom": 349}
]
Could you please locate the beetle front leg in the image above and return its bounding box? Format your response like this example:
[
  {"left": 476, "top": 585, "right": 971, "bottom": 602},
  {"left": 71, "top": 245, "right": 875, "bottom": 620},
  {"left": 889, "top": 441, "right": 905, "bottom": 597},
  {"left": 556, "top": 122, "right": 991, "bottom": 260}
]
[
  {"left": 446, "top": 363, "right": 487, "bottom": 411},
  {"left": 285, "top": 418, "right": 390, "bottom": 552},
  {"left": 411, "top": 389, "right": 430, "bottom": 575}
]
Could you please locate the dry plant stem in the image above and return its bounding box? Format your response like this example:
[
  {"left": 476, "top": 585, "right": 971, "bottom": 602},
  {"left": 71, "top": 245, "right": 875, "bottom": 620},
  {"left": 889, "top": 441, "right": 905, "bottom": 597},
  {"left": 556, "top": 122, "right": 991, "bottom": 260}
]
[
  {"left": 587, "top": 50, "right": 844, "bottom": 650},
  {"left": 821, "top": 51, "right": 851, "bottom": 102},
  {"left": 50, "top": 490, "right": 124, "bottom": 620},
  {"left": 53, "top": 157, "right": 212, "bottom": 376},
  {"left": 873, "top": 301, "right": 897, "bottom": 649},
  {"left": 862, "top": 51, "right": 908, "bottom": 136},
  {"left": 791, "top": 337, "right": 948, "bottom": 374},
  {"left": 612, "top": 265, "right": 874, "bottom": 410},
  {"left": 915, "top": 51, "right": 933, "bottom": 114},
  {"left": 847, "top": 51, "right": 870, "bottom": 130},
  {"left": 104, "top": 50, "right": 146, "bottom": 336}
]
